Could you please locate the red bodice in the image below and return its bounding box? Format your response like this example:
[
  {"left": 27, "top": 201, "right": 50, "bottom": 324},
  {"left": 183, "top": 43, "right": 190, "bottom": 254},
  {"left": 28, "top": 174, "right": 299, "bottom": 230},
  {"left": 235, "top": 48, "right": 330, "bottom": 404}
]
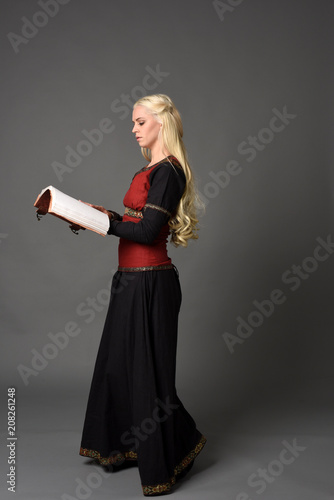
[{"left": 118, "top": 163, "right": 172, "bottom": 268}]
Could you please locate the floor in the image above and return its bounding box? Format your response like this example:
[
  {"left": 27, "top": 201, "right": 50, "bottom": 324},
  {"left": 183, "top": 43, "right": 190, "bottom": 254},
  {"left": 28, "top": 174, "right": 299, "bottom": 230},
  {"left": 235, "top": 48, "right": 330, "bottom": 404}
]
[{"left": 1, "top": 386, "right": 333, "bottom": 500}]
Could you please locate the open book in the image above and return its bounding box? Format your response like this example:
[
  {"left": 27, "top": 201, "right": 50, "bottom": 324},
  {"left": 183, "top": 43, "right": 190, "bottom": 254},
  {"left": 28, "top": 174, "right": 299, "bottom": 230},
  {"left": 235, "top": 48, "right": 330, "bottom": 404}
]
[{"left": 34, "top": 186, "right": 110, "bottom": 236}]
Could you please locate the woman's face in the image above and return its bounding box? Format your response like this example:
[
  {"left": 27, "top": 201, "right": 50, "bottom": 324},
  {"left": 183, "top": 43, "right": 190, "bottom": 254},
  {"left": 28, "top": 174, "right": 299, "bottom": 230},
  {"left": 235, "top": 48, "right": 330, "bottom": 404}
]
[{"left": 132, "top": 105, "right": 161, "bottom": 150}]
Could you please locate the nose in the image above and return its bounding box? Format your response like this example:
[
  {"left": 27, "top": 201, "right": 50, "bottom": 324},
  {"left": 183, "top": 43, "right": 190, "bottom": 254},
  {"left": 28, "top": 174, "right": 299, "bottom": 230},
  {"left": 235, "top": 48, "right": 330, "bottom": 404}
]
[{"left": 132, "top": 123, "right": 138, "bottom": 134}]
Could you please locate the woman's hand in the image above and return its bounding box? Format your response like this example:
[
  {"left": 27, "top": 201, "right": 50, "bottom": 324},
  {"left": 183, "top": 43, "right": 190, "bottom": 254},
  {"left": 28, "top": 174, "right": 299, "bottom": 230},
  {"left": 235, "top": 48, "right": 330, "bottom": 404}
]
[{"left": 79, "top": 200, "right": 111, "bottom": 217}]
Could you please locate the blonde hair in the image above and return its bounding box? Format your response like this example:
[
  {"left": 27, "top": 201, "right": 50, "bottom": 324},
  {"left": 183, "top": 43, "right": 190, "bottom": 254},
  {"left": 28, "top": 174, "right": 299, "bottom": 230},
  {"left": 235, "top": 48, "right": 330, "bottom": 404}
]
[{"left": 133, "top": 94, "right": 203, "bottom": 247}]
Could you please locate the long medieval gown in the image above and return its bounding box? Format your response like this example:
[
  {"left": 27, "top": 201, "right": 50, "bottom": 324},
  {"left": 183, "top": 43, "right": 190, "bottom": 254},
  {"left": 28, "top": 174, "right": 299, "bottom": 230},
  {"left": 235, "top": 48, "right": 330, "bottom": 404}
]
[{"left": 79, "top": 155, "right": 206, "bottom": 496}]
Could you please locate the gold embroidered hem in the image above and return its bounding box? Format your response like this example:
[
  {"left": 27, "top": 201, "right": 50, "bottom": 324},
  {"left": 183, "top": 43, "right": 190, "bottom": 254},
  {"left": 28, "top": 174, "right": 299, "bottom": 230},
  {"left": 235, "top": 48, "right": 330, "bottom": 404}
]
[
  {"left": 142, "top": 434, "right": 207, "bottom": 496},
  {"left": 80, "top": 435, "right": 206, "bottom": 495},
  {"left": 79, "top": 447, "right": 138, "bottom": 466},
  {"left": 118, "top": 264, "right": 174, "bottom": 272}
]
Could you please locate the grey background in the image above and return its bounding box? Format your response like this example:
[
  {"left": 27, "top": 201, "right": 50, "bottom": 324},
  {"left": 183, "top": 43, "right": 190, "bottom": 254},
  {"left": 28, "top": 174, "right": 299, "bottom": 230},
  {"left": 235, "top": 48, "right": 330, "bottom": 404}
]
[{"left": 1, "top": 0, "right": 333, "bottom": 498}]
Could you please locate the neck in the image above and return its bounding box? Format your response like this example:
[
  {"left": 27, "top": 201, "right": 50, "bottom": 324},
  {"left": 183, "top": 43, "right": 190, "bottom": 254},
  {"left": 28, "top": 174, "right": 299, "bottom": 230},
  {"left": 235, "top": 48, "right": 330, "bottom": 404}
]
[{"left": 148, "top": 143, "right": 170, "bottom": 166}]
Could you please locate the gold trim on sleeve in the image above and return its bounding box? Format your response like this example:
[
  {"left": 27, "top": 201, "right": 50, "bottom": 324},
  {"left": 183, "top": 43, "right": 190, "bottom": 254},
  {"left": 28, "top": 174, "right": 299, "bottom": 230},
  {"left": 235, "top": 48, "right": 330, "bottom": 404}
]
[{"left": 144, "top": 203, "right": 171, "bottom": 217}]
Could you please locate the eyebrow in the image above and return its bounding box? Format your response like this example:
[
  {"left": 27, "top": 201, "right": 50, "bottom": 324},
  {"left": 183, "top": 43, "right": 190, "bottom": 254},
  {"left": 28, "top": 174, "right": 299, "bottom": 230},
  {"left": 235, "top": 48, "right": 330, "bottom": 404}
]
[{"left": 132, "top": 117, "right": 145, "bottom": 123}]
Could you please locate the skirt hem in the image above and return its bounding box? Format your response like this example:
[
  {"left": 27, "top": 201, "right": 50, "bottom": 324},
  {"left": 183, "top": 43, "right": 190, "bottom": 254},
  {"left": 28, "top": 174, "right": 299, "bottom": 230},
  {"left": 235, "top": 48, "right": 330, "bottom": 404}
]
[
  {"left": 142, "top": 434, "right": 207, "bottom": 496},
  {"left": 79, "top": 434, "right": 207, "bottom": 496}
]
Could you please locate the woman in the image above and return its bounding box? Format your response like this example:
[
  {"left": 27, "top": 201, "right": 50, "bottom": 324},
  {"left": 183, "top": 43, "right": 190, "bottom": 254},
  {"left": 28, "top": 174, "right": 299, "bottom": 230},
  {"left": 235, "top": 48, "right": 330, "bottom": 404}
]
[{"left": 78, "top": 94, "right": 206, "bottom": 496}]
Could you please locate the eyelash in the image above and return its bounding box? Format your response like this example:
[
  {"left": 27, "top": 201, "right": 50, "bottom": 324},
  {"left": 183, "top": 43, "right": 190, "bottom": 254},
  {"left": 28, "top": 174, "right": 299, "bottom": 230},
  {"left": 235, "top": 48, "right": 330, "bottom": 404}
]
[{"left": 139, "top": 122, "right": 144, "bottom": 126}]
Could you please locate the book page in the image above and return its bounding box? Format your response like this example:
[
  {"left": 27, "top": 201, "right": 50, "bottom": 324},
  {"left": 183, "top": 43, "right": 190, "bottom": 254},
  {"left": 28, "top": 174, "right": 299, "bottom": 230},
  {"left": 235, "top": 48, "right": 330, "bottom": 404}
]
[{"left": 34, "top": 186, "right": 110, "bottom": 236}]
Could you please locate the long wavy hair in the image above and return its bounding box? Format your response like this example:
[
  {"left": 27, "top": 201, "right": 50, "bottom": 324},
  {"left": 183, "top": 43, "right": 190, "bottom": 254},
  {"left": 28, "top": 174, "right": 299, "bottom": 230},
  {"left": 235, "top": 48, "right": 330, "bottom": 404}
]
[{"left": 133, "top": 94, "right": 203, "bottom": 247}]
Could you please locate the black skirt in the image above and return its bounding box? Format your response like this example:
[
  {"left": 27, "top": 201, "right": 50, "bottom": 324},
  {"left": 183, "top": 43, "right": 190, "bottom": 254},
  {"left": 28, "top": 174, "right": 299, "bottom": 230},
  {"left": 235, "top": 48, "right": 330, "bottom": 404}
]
[{"left": 79, "top": 267, "right": 206, "bottom": 496}]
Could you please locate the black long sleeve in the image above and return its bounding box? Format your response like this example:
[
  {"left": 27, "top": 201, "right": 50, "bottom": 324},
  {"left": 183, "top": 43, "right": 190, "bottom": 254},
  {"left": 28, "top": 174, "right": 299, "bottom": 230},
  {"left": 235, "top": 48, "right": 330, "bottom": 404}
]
[{"left": 107, "top": 162, "right": 186, "bottom": 244}]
